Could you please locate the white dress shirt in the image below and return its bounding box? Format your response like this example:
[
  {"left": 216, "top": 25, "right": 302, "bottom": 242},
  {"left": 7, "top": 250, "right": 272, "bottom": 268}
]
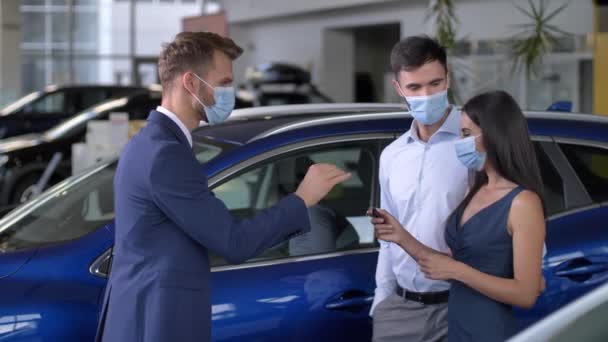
[
  {"left": 156, "top": 106, "right": 193, "bottom": 148},
  {"left": 370, "top": 107, "right": 469, "bottom": 314}
]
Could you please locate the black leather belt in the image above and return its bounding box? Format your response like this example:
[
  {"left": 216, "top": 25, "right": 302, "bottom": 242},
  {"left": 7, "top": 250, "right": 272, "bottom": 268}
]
[{"left": 396, "top": 287, "right": 449, "bottom": 304}]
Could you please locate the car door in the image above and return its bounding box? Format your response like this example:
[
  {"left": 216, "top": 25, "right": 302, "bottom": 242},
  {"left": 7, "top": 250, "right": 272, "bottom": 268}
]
[
  {"left": 515, "top": 138, "right": 608, "bottom": 328},
  {"left": 207, "top": 135, "right": 392, "bottom": 341},
  {"left": 547, "top": 141, "right": 608, "bottom": 302}
]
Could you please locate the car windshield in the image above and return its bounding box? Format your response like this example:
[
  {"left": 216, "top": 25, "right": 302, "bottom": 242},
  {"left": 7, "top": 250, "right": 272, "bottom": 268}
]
[
  {"left": 0, "top": 91, "right": 42, "bottom": 116},
  {"left": 0, "top": 138, "right": 232, "bottom": 253}
]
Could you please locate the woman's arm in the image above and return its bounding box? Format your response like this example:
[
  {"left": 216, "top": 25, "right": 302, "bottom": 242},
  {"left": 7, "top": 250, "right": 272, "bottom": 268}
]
[{"left": 444, "top": 191, "right": 546, "bottom": 308}]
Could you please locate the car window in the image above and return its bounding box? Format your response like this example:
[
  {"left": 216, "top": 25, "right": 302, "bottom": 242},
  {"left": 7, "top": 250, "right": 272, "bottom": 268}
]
[
  {"left": 67, "top": 89, "right": 109, "bottom": 114},
  {"left": 209, "top": 141, "right": 379, "bottom": 267},
  {"left": 0, "top": 163, "right": 116, "bottom": 253},
  {"left": 535, "top": 143, "right": 565, "bottom": 216},
  {"left": 559, "top": 144, "right": 608, "bottom": 203},
  {"left": 193, "top": 138, "right": 235, "bottom": 164},
  {"left": 23, "top": 91, "right": 65, "bottom": 114},
  {"left": 0, "top": 138, "right": 229, "bottom": 254}
]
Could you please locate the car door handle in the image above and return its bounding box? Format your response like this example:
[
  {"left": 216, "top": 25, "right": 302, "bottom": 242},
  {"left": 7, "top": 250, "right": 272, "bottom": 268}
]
[
  {"left": 556, "top": 263, "right": 608, "bottom": 277},
  {"left": 325, "top": 295, "right": 373, "bottom": 311}
]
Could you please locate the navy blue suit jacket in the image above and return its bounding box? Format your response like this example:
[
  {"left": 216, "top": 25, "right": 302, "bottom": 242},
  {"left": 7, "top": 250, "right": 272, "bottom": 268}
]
[{"left": 95, "top": 110, "right": 310, "bottom": 342}]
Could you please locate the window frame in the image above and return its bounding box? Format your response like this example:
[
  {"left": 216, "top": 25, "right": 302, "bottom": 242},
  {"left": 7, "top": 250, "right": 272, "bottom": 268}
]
[
  {"left": 541, "top": 137, "right": 608, "bottom": 221},
  {"left": 22, "top": 90, "right": 67, "bottom": 115},
  {"left": 90, "top": 133, "right": 394, "bottom": 278},
  {"left": 554, "top": 137, "right": 608, "bottom": 204},
  {"left": 207, "top": 133, "right": 394, "bottom": 272}
]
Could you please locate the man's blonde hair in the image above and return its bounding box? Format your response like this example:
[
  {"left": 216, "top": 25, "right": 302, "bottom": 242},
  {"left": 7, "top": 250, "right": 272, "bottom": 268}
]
[{"left": 158, "top": 31, "right": 243, "bottom": 90}]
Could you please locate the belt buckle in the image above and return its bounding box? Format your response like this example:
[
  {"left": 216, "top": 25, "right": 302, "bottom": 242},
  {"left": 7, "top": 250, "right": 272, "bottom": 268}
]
[{"left": 414, "top": 293, "right": 423, "bottom": 303}]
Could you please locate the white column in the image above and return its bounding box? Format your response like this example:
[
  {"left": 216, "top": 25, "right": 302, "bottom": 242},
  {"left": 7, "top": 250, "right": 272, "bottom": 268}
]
[{"left": 0, "top": 0, "right": 22, "bottom": 105}]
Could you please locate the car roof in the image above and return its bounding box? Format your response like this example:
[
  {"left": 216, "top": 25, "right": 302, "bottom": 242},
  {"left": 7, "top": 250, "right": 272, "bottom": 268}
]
[
  {"left": 193, "top": 103, "right": 407, "bottom": 144},
  {"left": 194, "top": 104, "right": 608, "bottom": 146},
  {"left": 227, "top": 103, "right": 406, "bottom": 119}
]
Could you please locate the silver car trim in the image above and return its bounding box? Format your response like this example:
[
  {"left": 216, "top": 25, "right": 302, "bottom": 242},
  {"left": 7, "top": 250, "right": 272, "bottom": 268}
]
[
  {"left": 227, "top": 103, "right": 407, "bottom": 120},
  {"left": 89, "top": 248, "right": 112, "bottom": 278},
  {"left": 531, "top": 135, "right": 552, "bottom": 142},
  {"left": 211, "top": 247, "right": 379, "bottom": 272},
  {"left": 209, "top": 133, "right": 395, "bottom": 187},
  {"left": 249, "top": 112, "right": 406, "bottom": 142},
  {"left": 89, "top": 247, "right": 380, "bottom": 276},
  {"left": 553, "top": 137, "right": 608, "bottom": 150},
  {"left": 525, "top": 111, "right": 608, "bottom": 124}
]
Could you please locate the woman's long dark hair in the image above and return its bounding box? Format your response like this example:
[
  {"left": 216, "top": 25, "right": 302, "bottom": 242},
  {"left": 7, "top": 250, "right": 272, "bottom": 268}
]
[{"left": 457, "top": 90, "right": 545, "bottom": 215}]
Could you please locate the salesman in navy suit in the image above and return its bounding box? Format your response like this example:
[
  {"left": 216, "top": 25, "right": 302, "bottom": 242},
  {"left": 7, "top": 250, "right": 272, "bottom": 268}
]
[{"left": 95, "top": 31, "right": 351, "bottom": 342}]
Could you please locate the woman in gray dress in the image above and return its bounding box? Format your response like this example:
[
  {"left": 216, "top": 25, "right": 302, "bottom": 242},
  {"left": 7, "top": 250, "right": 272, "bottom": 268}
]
[{"left": 372, "top": 90, "right": 546, "bottom": 341}]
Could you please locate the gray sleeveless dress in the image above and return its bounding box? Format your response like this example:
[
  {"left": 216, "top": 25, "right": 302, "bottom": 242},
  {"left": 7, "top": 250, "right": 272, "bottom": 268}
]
[{"left": 445, "top": 187, "right": 524, "bottom": 342}]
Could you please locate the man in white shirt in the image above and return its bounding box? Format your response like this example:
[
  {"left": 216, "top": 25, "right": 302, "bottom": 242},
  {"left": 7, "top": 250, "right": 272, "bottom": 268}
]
[{"left": 371, "top": 36, "right": 469, "bottom": 342}]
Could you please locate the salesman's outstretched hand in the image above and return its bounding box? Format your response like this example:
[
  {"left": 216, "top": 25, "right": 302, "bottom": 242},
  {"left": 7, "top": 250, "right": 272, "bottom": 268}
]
[{"left": 295, "top": 163, "right": 351, "bottom": 208}]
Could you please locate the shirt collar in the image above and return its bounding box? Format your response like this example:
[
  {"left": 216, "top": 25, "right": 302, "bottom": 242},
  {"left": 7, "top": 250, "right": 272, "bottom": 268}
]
[
  {"left": 156, "top": 106, "right": 193, "bottom": 148},
  {"left": 405, "top": 106, "right": 460, "bottom": 144}
]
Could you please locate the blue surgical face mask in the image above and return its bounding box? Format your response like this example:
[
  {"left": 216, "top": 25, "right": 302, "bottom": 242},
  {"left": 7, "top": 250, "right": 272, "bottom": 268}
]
[
  {"left": 403, "top": 89, "right": 449, "bottom": 125},
  {"left": 190, "top": 73, "right": 235, "bottom": 125},
  {"left": 455, "top": 135, "right": 487, "bottom": 171}
]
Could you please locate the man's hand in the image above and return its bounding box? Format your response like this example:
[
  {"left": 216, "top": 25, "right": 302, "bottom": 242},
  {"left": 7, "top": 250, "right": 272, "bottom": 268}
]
[{"left": 295, "top": 163, "right": 351, "bottom": 207}]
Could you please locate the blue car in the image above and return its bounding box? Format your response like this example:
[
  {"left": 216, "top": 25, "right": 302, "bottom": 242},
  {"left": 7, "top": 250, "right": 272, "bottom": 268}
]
[{"left": 0, "top": 104, "right": 607, "bottom": 341}]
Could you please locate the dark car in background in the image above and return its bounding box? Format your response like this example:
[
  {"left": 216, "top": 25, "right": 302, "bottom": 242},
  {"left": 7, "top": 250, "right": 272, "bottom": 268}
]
[
  {"left": 235, "top": 63, "right": 332, "bottom": 108},
  {"left": 0, "top": 89, "right": 161, "bottom": 209},
  {"left": 0, "top": 84, "right": 152, "bottom": 139}
]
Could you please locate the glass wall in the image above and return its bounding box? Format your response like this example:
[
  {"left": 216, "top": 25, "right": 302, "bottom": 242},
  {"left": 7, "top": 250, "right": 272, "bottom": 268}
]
[
  {"left": 449, "top": 36, "right": 593, "bottom": 112},
  {"left": 21, "top": 0, "right": 99, "bottom": 93}
]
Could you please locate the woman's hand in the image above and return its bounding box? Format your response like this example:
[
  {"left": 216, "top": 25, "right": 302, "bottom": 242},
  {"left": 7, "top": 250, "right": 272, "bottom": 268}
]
[
  {"left": 369, "top": 208, "right": 407, "bottom": 246},
  {"left": 369, "top": 209, "right": 456, "bottom": 273},
  {"left": 418, "top": 252, "right": 461, "bottom": 281}
]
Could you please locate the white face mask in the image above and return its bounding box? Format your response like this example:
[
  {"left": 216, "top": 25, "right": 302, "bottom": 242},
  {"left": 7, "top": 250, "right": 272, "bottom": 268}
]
[
  {"left": 403, "top": 90, "right": 450, "bottom": 125},
  {"left": 189, "top": 73, "right": 235, "bottom": 125},
  {"left": 454, "top": 134, "right": 487, "bottom": 171}
]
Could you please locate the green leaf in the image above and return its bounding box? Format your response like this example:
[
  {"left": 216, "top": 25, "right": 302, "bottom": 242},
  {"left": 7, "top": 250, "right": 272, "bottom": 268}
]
[
  {"left": 545, "top": 2, "right": 569, "bottom": 22},
  {"left": 509, "top": 0, "right": 570, "bottom": 79},
  {"left": 528, "top": 0, "right": 540, "bottom": 19},
  {"left": 513, "top": 1, "right": 535, "bottom": 20}
]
